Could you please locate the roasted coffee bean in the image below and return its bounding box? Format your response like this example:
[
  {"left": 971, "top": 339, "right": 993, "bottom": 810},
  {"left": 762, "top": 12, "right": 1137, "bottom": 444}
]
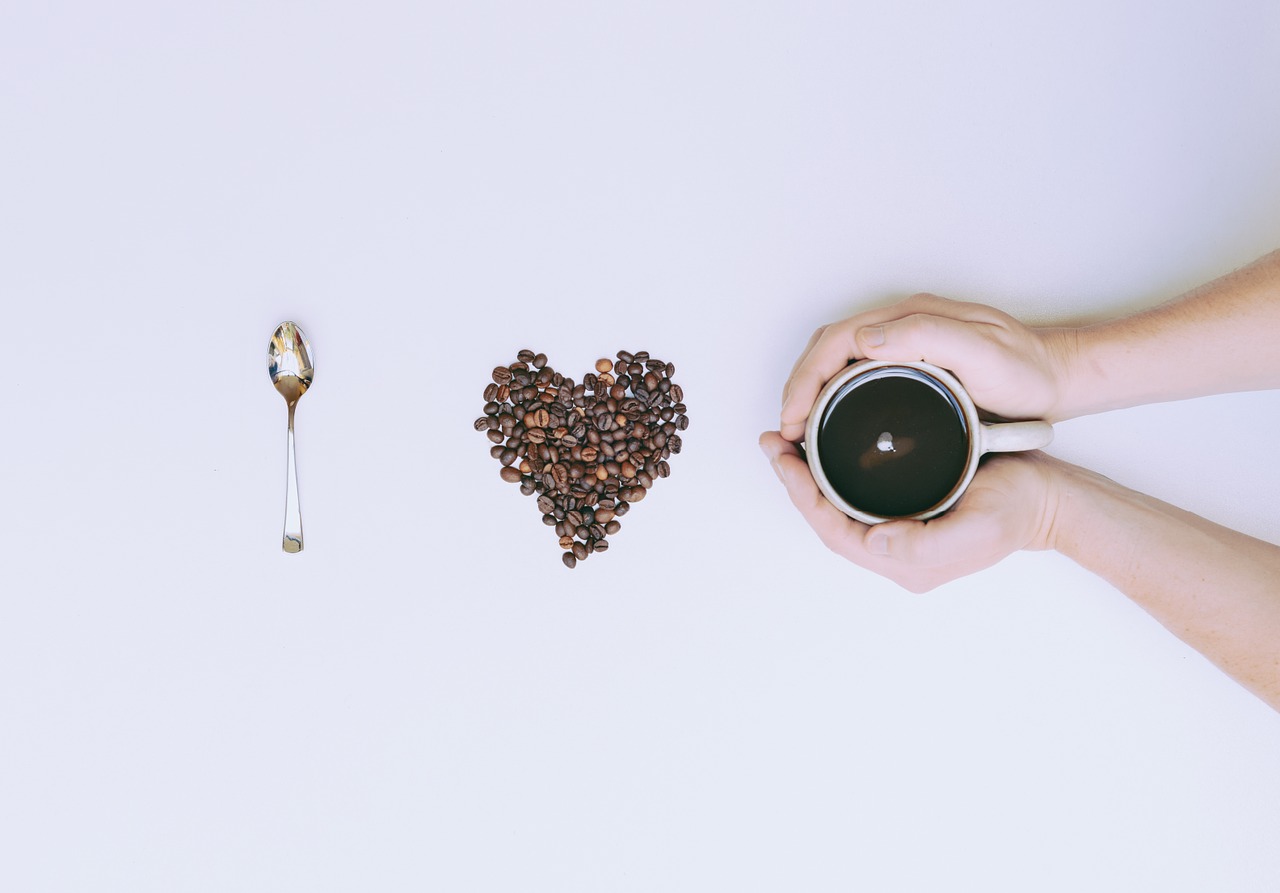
[
  {"left": 562, "top": 552, "right": 577, "bottom": 569},
  {"left": 479, "top": 348, "right": 686, "bottom": 566}
]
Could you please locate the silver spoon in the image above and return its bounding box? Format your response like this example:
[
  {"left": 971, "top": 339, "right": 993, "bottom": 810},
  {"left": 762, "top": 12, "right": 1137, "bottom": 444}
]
[{"left": 267, "top": 321, "right": 314, "bottom": 553}]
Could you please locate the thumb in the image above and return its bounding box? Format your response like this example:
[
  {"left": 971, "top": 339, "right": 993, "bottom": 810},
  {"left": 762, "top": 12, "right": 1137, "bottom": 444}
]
[{"left": 856, "top": 313, "right": 995, "bottom": 372}]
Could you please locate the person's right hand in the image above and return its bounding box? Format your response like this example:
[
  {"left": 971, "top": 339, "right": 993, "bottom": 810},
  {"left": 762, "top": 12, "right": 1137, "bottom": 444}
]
[
  {"left": 759, "top": 432, "right": 1062, "bottom": 593},
  {"left": 780, "top": 293, "right": 1078, "bottom": 441}
]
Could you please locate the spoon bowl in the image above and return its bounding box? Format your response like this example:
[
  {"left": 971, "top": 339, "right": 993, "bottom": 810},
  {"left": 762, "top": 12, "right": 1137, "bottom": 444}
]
[
  {"left": 268, "top": 322, "right": 314, "bottom": 406},
  {"left": 268, "top": 322, "right": 314, "bottom": 552}
]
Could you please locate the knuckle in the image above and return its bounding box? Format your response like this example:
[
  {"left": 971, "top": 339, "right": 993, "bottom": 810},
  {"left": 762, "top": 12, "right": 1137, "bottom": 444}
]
[
  {"left": 884, "top": 572, "right": 932, "bottom": 594},
  {"left": 884, "top": 313, "right": 931, "bottom": 345},
  {"left": 906, "top": 292, "right": 947, "bottom": 309},
  {"left": 896, "top": 562, "right": 947, "bottom": 591}
]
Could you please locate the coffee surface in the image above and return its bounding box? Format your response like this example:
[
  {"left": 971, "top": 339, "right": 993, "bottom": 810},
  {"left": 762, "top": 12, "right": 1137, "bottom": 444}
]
[{"left": 817, "top": 373, "right": 968, "bottom": 518}]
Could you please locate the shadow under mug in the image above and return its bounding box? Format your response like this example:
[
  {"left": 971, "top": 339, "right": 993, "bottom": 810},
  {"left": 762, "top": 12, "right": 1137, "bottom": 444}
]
[{"left": 804, "top": 360, "right": 1054, "bottom": 525}]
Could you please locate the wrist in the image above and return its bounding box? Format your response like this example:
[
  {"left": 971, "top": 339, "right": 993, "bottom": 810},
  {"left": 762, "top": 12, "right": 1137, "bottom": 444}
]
[
  {"left": 1027, "top": 453, "right": 1080, "bottom": 553},
  {"left": 1035, "top": 456, "right": 1126, "bottom": 556},
  {"left": 1036, "top": 325, "right": 1087, "bottom": 422}
]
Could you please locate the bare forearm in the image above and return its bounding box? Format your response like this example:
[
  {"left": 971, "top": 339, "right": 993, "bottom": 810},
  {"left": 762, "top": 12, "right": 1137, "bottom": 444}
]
[
  {"left": 1047, "top": 459, "right": 1280, "bottom": 710},
  {"left": 1053, "top": 250, "right": 1280, "bottom": 420}
]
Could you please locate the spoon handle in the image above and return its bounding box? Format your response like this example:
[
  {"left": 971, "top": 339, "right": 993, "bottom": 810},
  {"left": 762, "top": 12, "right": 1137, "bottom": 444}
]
[{"left": 283, "top": 404, "right": 303, "bottom": 553}]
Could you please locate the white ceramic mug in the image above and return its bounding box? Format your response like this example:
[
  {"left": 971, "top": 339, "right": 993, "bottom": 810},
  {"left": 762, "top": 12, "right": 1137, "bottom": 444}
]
[{"left": 804, "top": 360, "right": 1054, "bottom": 525}]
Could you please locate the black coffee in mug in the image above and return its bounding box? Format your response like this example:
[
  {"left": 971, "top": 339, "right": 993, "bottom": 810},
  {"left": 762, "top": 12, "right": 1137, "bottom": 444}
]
[{"left": 816, "top": 371, "right": 969, "bottom": 518}]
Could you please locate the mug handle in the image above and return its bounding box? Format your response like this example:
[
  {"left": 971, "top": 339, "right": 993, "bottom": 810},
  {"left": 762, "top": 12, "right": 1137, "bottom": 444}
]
[{"left": 979, "top": 419, "right": 1054, "bottom": 454}]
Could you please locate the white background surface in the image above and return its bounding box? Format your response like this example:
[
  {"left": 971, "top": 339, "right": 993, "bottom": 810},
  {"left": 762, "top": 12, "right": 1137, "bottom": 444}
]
[{"left": 3, "top": 1, "right": 1280, "bottom": 890}]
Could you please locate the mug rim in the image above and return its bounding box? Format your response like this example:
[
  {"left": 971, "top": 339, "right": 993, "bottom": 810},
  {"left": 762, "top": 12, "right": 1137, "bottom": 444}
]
[{"left": 803, "top": 359, "right": 982, "bottom": 525}]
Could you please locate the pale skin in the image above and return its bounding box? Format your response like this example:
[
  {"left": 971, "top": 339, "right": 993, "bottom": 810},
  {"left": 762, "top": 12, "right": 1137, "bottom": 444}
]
[{"left": 759, "top": 249, "right": 1280, "bottom": 711}]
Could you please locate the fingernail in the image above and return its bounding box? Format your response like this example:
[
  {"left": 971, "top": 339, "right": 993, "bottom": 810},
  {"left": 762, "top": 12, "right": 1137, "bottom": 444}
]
[
  {"left": 771, "top": 458, "right": 788, "bottom": 485},
  {"left": 759, "top": 441, "right": 788, "bottom": 485},
  {"left": 861, "top": 326, "right": 885, "bottom": 347},
  {"left": 866, "top": 528, "right": 890, "bottom": 555}
]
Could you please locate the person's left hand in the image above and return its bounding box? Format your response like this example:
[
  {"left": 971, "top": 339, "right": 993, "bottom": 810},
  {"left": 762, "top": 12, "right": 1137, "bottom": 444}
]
[{"left": 758, "top": 432, "right": 1060, "bottom": 592}]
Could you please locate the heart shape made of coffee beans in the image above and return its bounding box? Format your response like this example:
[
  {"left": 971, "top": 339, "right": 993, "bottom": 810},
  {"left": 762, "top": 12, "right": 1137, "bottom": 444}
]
[{"left": 475, "top": 349, "right": 688, "bottom": 568}]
